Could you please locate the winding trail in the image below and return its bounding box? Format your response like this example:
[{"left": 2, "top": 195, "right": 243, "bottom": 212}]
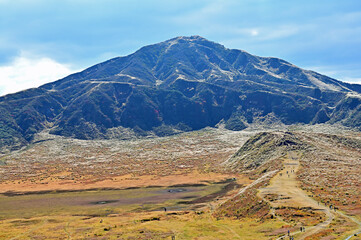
[
  {"left": 340, "top": 210, "right": 361, "bottom": 240},
  {"left": 9, "top": 218, "right": 48, "bottom": 240},
  {"left": 64, "top": 221, "right": 72, "bottom": 240},
  {"left": 236, "top": 170, "right": 278, "bottom": 197},
  {"left": 222, "top": 225, "right": 242, "bottom": 239},
  {"left": 258, "top": 151, "right": 334, "bottom": 240}
]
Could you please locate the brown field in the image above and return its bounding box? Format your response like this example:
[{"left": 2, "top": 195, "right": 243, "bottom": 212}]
[
  {"left": 0, "top": 128, "right": 253, "bottom": 193},
  {"left": 0, "top": 125, "right": 360, "bottom": 239}
]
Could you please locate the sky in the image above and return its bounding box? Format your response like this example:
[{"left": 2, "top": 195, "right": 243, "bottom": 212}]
[{"left": 0, "top": 0, "right": 361, "bottom": 96}]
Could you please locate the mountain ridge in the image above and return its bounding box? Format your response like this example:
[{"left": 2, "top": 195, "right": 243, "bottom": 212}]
[
  {"left": 1, "top": 36, "right": 361, "bottom": 151},
  {"left": 39, "top": 36, "right": 357, "bottom": 92}
]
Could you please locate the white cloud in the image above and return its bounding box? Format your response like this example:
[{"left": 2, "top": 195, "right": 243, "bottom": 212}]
[
  {"left": 171, "top": 0, "right": 232, "bottom": 25},
  {"left": 250, "top": 29, "right": 259, "bottom": 36},
  {"left": 305, "top": 65, "right": 361, "bottom": 85},
  {"left": 0, "top": 53, "right": 77, "bottom": 96},
  {"left": 342, "top": 77, "right": 361, "bottom": 85}
]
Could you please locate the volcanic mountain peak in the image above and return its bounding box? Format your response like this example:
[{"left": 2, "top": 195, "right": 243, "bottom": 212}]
[
  {"left": 44, "top": 36, "right": 352, "bottom": 95},
  {"left": 1, "top": 36, "right": 361, "bottom": 151}
]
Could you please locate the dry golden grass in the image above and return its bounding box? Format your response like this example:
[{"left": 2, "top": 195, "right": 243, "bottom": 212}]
[{"left": 0, "top": 126, "right": 360, "bottom": 239}]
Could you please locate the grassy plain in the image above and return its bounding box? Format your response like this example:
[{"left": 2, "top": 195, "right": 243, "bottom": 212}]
[{"left": 0, "top": 126, "right": 360, "bottom": 239}]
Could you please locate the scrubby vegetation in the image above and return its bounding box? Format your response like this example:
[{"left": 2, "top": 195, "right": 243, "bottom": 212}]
[{"left": 0, "top": 127, "right": 360, "bottom": 239}]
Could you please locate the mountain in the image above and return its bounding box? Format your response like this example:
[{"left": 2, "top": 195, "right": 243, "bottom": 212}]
[{"left": 1, "top": 36, "right": 361, "bottom": 151}]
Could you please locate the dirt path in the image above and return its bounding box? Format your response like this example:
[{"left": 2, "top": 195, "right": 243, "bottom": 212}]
[
  {"left": 236, "top": 170, "right": 278, "bottom": 197},
  {"left": 64, "top": 221, "right": 72, "bottom": 240},
  {"left": 222, "top": 225, "right": 242, "bottom": 239},
  {"left": 9, "top": 218, "right": 48, "bottom": 240},
  {"left": 258, "top": 151, "right": 334, "bottom": 240},
  {"left": 339, "top": 210, "right": 361, "bottom": 240}
]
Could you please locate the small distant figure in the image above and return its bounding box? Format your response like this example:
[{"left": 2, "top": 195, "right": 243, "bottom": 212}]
[
  {"left": 172, "top": 236, "right": 176, "bottom": 240},
  {"left": 164, "top": 207, "right": 167, "bottom": 212},
  {"left": 288, "top": 230, "right": 290, "bottom": 236},
  {"left": 303, "top": 227, "right": 305, "bottom": 232},
  {"left": 100, "top": 219, "right": 103, "bottom": 223}
]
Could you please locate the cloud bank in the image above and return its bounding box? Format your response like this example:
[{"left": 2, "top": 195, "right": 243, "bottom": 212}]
[
  {"left": 0, "top": 54, "right": 77, "bottom": 96},
  {"left": 0, "top": 0, "right": 360, "bottom": 92}
]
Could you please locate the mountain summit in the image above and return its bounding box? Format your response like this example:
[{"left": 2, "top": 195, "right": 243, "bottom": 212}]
[
  {"left": 1, "top": 36, "right": 361, "bottom": 150},
  {"left": 41, "top": 35, "right": 356, "bottom": 92}
]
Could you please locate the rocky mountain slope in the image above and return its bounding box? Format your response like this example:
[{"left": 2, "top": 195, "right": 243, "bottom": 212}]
[{"left": 1, "top": 36, "right": 361, "bottom": 151}]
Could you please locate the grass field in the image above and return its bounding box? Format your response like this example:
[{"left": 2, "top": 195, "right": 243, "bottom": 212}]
[
  {"left": 0, "top": 180, "right": 289, "bottom": 240},
  {"left": 0, "top": 126, "right": 360, "bottom": 239}
]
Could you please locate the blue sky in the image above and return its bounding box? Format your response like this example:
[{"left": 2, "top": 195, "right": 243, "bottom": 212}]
[{"left": 0, "top": 0, "right": 361, "bottom": 95}]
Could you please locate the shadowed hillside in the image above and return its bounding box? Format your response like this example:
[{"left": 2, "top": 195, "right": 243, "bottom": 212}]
[{"left": 1, "top": 36, "right": 361, "bottom": 151}]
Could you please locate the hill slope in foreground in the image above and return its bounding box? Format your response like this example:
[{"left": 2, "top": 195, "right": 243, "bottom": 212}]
[
  {"left": 1, "top": 36, "right": 361, "bottom": 152},
  {"left": 0, "top": 125, "right": 360, "bottom": 239}
]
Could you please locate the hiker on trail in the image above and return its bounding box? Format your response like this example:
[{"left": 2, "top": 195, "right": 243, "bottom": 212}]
[
  {"left": 164, "top": 207, "right": 167, "bottom": 212},
  {"left": 300, "top": 226, "right": 302, "bottom": 232},
  {"left": 288, "top": 230, "right": 290, "bottom": 236}
]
